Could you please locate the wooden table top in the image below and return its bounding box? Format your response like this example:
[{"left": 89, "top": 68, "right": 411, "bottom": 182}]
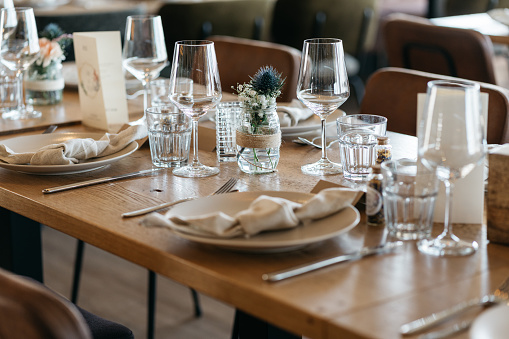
[{"left": 1, "top": 90, "right": 508, "bottom": 339}]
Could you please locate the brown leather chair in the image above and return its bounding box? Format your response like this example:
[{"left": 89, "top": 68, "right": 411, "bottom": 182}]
[
  {"left": 209, "top": 35, "right": 301, "bottom": 102},
  {"left": 383, "top": 13, "right": 498, "bottom": 86},
  {"left": 0, "top": 268, "right": 92, "bottom": 339},
  {"left": 360, "top": 67, "right": 509, "bottom": 144}
]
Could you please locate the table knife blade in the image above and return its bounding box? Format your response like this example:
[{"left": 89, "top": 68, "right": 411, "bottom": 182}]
[
  {"left": 42, "top": 168, "right": 165, "bottom": 194},
  {"left": 262, "top": 241, "right": 403, "bottom": 282}
]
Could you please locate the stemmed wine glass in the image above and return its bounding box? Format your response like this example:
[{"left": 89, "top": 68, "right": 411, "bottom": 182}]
[
  {"left": 0, "top": 7, "right": 41, "bottom": 120},
  {"left": 122, "top": 15, "right": 168, "bottom": 112},
  {"left": 169, "top": 40, "right": 221, "bottom": 178},
  {"left": 296, "top": 38, "right": 350, "bottom": 175},
  {"left": 417, "top": 80, "right": 486, "bottom": 256}
]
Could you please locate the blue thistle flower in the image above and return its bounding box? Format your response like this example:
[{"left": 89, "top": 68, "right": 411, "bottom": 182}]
[{"left": 250, "top": 66, "right": 285, "bottom": 97}]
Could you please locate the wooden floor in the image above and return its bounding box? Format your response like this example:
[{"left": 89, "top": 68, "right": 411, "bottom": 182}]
[{"left": 42, "top": 226, "right": 235, "bottom": 339}]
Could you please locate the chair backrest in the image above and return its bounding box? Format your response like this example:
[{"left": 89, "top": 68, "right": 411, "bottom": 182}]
[
  {"left": 209, "top": 35, "right": 301, "bottom": 102},
  {"left": 158, "top": 0, "right": 276, "bottom": 61},
  {"left": 271, "top": 0, "right": 378, "bottom": 58},
  {"left": 360, "top": 67, "right": 509, "bottom": 144},
  {"left": 383, "top": 13, "right": 497, "bottom": 85},
  {"left": 0, "top": 268, "right": 91, "bottom": 339}
]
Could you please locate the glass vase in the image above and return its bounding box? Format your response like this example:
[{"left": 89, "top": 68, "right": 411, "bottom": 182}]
[
  {"left": 236, "top": 104, "right": 281, "bottom": 174},
  {"left": 25, "top": 60, "right": 64, "bottom": 105}
]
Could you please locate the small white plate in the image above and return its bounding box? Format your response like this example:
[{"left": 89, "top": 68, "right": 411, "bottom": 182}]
[
  {"left": 0, "top": 133, "right": 138, "bottom": 175},
  {"left": 488, "top": 8, "right": 509, "bottom": 27},
  {"left": 470, "top": 305, "right": 509, "bottom": 339},
  {"left": 166, "top": 191, "right": 360, "bottom": 253},
  {"left": 280, "top": 109, "right": 345, "bottom": 135}
]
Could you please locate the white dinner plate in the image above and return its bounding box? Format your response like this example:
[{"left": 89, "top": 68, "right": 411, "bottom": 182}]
[
  {"left": 469, "top": 305, "right": 509, "bottom": 339},
  {"left": 488, "top": 8, "right": 509, "bottom": 27},
  {"left": 0, "top": 133, "right": 138, "bottom": 175},
  {"left": 13, "top": 0, "right": 70, "bottom": 8},
  {"left": 166, "top": 191, "right": 360, "bottom": 253},
  {"left": 280, "top": 109, "right": 345, "bottom": 135}
]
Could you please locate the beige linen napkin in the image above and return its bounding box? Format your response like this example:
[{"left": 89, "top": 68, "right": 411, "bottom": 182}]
[
  {"left": 0, "top": 125, "right": 147, "bottom": 165},
  {"left": 277, "top": 99, "right": 314, "bottom": 127},
  {"left": 141, "top": 187, "right": 360, "bottom": 238}
]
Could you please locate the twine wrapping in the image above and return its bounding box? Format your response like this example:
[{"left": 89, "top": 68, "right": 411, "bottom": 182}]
[{"left": 236, "top": 131, "right": 281, "bottom": 149}]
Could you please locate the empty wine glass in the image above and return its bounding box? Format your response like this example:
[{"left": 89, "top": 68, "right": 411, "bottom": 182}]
[
  {"left": 0, "top": 7, "right": 41, "bottom": 120},
  {"left": 122, "top": 15, "right": 168, "bottom": 112},
  {"left": 297, "top": 38, "right": 350, "bottom": 175},
  {"left": 169, "top": 40, "right": 221, "bottom": 178},
  {"left": 417, "top": 80, "right": 486, "bottom": 256}
]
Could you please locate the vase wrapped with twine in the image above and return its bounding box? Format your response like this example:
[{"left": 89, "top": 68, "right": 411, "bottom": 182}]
[{"left": 236, "top": 104, "right": 281, "bottom": 174}]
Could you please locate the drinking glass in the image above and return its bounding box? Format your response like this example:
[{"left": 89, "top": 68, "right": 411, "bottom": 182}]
[
  {"left": 417, "top": 80, "right": 486, "bottom": 256},
  {"left": 169, "top": 40, "right": 221, "bottom": 177},
  {"left": 122, "top": 15, "right": 168, "bottom": 112},
  {"left": 296, "top": 38, "right": 350, "bottom": 175},
  {"left": 0, "top": 7, "right": 41, "bottom": 120}
]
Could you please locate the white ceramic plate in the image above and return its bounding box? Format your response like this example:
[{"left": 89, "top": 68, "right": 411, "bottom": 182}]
[
  {"left": 166, "top": 191, "right": 360, "bottom": 253},
  {"left": 13, "top": 0, "right": 70, "bottom": 8},
  {"left": 469, "top": 305, "right": 509, "bottom": 339},
  {"left": 0, "top": 133, "right": 138, "bottom": 175},
  {"left": 280, "top": 109, "right": 345, "bottom": 135},
  {"left": 488, "top": 8, "right": 509, "bottom": 27}
]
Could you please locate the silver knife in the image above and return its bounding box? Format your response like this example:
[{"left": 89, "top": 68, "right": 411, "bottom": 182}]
[
  {"left": 42, "top": 168, "right": 165, "bottom": 194},
  {"left": 262, "top": 241, "right": 404, "bottom": 282}
]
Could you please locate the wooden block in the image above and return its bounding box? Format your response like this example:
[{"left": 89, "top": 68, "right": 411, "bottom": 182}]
[{"left": 487, "top": 152, "right": 509, "bottom": 245}]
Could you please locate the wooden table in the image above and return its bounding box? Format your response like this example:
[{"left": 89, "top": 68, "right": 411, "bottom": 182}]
[{"left": 1, "top": 91, "right": 508, "bottom": 339}]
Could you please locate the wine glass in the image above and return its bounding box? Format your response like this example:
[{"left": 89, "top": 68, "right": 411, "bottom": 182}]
[
  {"left": 417, "top": 80, "right": 486, "bottom": 256},
  {"left": 296, "top": 38, "right": 350, "bottom": 175},
  {"left": 0, "top": 7, "right": 41, "bottom": 120},
  {"left": 169, "top": 40, "right": 221, "bottom": 178},
  {"left": 122, "top": 15, "right": 168, "bottom": 112}
]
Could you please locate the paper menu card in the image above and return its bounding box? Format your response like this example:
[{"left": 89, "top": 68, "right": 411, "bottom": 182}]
[
  {"left": 73, "top": 31, "right": 128, "bottom": 131},
  {"left": 417, "top": 93, "right": 488, "bottom": 224}
]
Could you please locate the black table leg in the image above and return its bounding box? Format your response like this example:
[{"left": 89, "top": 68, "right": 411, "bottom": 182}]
[
  {"left": 231, "top": 309, "right": 301, "bottom": 339},
  {"left": 0, "top": 208, "right": 43, "bottom": 282}
]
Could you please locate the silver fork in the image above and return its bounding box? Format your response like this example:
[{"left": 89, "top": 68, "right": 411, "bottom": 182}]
[
  {"left": 122, "top": 177, "right": 238, "bottom": 218},
  {"left": 293, "top": 136, "right": 338, "bottom": 149},
  {"left": 401, "top": 275, "right": 509, "bottom": 336}
]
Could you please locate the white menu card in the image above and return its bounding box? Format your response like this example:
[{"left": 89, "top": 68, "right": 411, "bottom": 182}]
[
  {"left": 417, "top": 93, "right": 488, "bottom": 224},
  {"left": 73, "top": 31, "right": 128, "bottom": 131}
]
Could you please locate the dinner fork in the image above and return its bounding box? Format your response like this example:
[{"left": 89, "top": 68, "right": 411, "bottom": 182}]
[
  {"left": 122, "top": 177, "right": 238, "bottom": 218},
  {"left": 293, "top": 136, "right": 339, "bottom": 149},
  {"left": 400, "top": 275, "right": 509, "bottom": 336}
]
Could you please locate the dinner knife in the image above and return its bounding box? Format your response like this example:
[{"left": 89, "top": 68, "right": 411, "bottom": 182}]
[
  {"left": 42, "top": 168, "right": 165, "bottom": 194},
  {"left": 262, "top": 241, "right": 404, "bottom": 282}
]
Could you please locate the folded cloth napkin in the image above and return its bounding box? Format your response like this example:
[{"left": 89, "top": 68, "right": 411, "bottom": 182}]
[
  {"left": 0, "top": 125, "right": 147, "bottom": 165},
  {"left": 277, "top": 99, "right": 314, "bottom": 127},
  {"left": 141, "top": 188, "right": 360, "bottom": 238}
]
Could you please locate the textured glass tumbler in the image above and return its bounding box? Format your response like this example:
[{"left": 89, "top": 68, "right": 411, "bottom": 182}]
[
  {"left": 146, "top": 106, "right": 191, "bottom": 168},
  {"left": 0, "top": 73, "right": 19, "bottom": 116},
  {"left": 381, "top": 159, "right": 439, "bottom": 240},
  {"left": 336, "top": 114, "right": 387, "bottom": 181},
  {"left": 216, "top": 101, "right": 241, "bottom": 162}
]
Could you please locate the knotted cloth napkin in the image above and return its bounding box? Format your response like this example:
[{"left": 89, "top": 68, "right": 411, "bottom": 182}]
[
  {"left": 277, "top": 99, "right": 314, "bottom": 127},
  {"left": 141, "top": 188, "right": 360, "bottom": 238},
  {"left": 0, "top": 125, "right": 147, "bottom": 165}
]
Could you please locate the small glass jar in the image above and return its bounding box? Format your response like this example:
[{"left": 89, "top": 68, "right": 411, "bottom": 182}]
[
  {"left": 25, "top": 60, "right": 64, "bottom": 105},
  {"left": 375, "top": 136, "right": 392, "bottom": 164},
  {"left": 236, "top": 104, "right": 281, "bottom": 174}
]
